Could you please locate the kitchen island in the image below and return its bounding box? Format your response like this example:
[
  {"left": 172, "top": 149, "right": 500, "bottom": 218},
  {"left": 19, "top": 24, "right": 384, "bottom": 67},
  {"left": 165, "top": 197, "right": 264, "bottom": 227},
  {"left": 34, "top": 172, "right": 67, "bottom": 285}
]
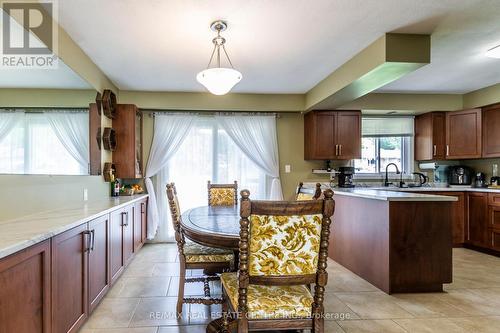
[{"left": 330, "top": 188, "right": 457, "bottom": 294}]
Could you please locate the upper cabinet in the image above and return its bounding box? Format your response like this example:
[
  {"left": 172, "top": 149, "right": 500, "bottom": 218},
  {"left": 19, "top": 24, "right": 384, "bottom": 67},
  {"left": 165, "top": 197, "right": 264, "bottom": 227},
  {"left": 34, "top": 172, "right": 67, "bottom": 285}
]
[
  {"left": 482, "top": 103, "right": 500, "bottom": 158},
  {"left": 415, "top": 112, "right": 446, "bottom": 161},
  {"left": 445, "top": 108, "right": 482, "bottom": 159},
  {"left": 113, "top": 104, "right": 143, "bottom": 179},
  {"left": 304, "top": 110, "right": 361, "bottom": 160}
]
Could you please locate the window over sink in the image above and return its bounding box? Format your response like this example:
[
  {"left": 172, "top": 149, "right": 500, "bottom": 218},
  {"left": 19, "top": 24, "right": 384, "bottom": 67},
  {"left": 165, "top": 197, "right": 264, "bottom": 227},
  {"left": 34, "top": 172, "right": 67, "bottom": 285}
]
[{"left": 354, "top": 117, "right": 414, "bottom": 175}]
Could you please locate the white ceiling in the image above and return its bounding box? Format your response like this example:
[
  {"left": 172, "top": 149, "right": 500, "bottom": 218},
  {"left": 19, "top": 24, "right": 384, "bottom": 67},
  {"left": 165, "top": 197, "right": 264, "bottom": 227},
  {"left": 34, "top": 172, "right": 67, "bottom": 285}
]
[
  {"left": 56, "top": 0, "right": 500, "bottom": 94},
  {"left": 0, "top": 8, "right": 92, "bottom": 89}
]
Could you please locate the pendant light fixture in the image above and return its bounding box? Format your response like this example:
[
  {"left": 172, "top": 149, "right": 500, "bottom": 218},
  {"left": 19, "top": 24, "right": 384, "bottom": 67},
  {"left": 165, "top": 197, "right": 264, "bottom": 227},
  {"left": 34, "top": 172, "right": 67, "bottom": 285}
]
[{"left": 196, "top": 20, "right": 242, "bottom": 95}]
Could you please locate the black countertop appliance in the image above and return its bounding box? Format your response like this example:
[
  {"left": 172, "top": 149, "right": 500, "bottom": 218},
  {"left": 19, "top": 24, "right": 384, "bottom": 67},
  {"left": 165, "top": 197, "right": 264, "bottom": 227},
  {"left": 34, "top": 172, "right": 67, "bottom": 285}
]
[
  {"left": 338, "top": 166, "right": 355, "bottom": 188},
  {"left": 447, "top": 166, "right": 473, "bottom": 186}
]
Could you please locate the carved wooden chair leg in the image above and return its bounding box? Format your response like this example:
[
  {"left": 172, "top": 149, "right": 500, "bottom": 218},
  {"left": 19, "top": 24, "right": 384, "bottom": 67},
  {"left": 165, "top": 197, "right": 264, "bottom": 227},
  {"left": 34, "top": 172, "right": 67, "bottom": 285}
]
[{"left": 177, "top": 264, "right": 186, "bottom": 315}]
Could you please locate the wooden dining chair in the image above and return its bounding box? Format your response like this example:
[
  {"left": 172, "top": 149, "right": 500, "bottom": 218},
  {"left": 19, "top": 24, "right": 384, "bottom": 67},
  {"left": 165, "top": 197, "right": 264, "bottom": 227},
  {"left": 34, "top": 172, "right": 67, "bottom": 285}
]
[
  {"left": 217, "top": 188, "right": 335, "bottom": 333},
  {"left": 296, "top": 182, "right": 322, "bottom": 201},
  {"left": 207, "top": 180, "right": 238, "bottom": 206},
  {"left": 166, "top": 183, "right": 234, "bottom": 315}
]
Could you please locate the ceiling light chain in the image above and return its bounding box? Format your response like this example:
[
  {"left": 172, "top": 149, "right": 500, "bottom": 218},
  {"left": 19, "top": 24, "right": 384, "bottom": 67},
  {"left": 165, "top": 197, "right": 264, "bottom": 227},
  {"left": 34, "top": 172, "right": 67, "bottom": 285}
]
[{"left": 196, "top": 20, "right": 242, "bottom": 95}]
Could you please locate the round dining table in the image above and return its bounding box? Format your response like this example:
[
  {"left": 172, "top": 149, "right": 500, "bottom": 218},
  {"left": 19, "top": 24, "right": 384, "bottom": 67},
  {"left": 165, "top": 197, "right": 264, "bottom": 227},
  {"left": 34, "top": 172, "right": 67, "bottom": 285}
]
[{"left": 180, "top": 205, "right": 241, "bottom": 250}]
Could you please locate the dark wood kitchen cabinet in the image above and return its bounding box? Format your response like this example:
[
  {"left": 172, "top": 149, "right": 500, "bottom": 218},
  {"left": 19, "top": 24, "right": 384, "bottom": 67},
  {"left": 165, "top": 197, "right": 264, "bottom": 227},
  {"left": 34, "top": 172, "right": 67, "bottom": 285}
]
[
  {"left": 88, "top": 215, "right": 111, "bottom": 313},
  {"left": 110, "top": 204, "right": 135, "bottom": 284},
  {"left": 0, "top": 240, "right": 51, "bottom": 333},
  {"left": 445, "top": 108, "right": 482, "bottom": 159},
  {"left": 134, "top": 198, "right": 148, "bottom": 251},
  {"left": 415, "top": 112, "right": 446, "bottom": 161},
  {"left": 482, "top": 103, "right": 500, "bottom": 158},
  {"left": 113, "top": 104, "right": 143, "bottom": 179},
  {"left": 304, "top": 110, "right": 361, "bottom": 160},
  {"left": 123, "top": 205, "right": 135, "bottom": 267},
  {"left": 466, "top": 192, "right": 489, "bottom": 247},
  {"left": 52, "top": 223, "right": 89, "bottom": 333}
]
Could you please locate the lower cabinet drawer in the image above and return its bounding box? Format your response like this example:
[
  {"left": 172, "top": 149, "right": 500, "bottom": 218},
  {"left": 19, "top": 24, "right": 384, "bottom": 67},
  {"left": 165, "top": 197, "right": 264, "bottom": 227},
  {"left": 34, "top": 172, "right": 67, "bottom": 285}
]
[
  {"left": 489, "top": 193, "right": 500, "bottom": 206},
  {"left": 489, "top": 206, "right": 500, "bottom": 229},
  {"left": 489, "top": 229, "right": 500, "bottom": 251}
]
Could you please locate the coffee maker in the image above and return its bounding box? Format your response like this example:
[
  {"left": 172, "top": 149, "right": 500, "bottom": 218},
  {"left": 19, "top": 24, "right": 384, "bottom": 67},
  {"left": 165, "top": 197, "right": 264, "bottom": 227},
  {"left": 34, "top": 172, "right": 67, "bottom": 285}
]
[{"left": 338, "top": 167, "right": 355, "bottom": 188}]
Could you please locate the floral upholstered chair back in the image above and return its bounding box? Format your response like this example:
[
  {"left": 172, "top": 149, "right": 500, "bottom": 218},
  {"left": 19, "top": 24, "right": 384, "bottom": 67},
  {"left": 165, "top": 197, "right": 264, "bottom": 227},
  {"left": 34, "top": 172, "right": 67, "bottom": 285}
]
[
  {"left": 207, "top": 180, "right": 238, "bottom": 206},
  {"left": 166, "top": 183, "right": 185, "bottom": 250},
  {"left": 296, "top": 182, "right": 323, "bottom": 201},
  {"left": 240, "top": 189, "right": 335, "bottom": 278}
]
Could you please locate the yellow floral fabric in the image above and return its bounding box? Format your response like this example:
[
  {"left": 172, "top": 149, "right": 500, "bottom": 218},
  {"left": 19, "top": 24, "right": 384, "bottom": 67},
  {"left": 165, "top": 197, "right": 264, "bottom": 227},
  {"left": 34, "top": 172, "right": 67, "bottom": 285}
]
[
  {"left": 296, "top": 193, "right": 314, "bottom": 201},
  {"left": 184, "top": 241, "right": 234, "bottom": 263},
  {"left": 221, "top": 272, "right": 313, "bottom": 319},
  {"left": 249, "top": 214, "right": 322, "bottom": 276},
  {"left": 209, "top": 188, "right": 236, "bottom": 206}
]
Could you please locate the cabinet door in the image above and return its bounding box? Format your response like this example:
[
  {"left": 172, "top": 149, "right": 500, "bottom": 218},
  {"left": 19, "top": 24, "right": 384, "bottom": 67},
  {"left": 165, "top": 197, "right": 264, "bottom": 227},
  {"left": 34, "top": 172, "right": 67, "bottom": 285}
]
[
  {"left": 141, "top": 199, "right": 148, "bottom": 243},
  {"left": 467, "top": 192, "right": 488, "bottom": 247},
  {"left": 123, "top": 205, "right": 135, "bottom": 266},
  {"left": 483, "top": 104, "right": 500, "bottom": 157},
  {"left": 52, "top": 224, "right": 89, "bottom": 333},
  {"left": 414, "top": 112, "right": 433, "bottom": 161},
  {"left": 114, "top": 104, "right": 142, "bottom": 178},
  {"left": 134, "top": 200, "right": 146, "bottom": 251},
  {"left": 0, "top": 240, "right": 51, "bottom": 333},
  {"left": 304, "top": 111, "right": 336, "bottom": 160},
  {"left": 489, "top": 206, "right": 500, "bottom": 230},
  {"left": 433, "top": 192, "right": 466, "bottom": 246},
  {"left": 110, "top": 209, "right": 124, "bottom": 284},
  {"left": 446, "top": 109, "right": 482, "bottom": 159},
  {"left": 489, "top": 229, "right": 500, "bottom": 251},
  {"left": 336, "top": 111, "right": 361, "bottom": 160},
  {"left": 88, "top": 215, "right": 110, "bottom": 313},
  {"left": 432, "top": 113, "right": 446, "bottom": 159}
]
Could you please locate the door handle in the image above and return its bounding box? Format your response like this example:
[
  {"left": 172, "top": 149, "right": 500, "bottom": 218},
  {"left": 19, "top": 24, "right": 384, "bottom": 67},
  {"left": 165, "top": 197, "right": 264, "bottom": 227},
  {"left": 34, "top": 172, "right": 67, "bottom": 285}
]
[
  {"left": 83, "top": 230, "right": 91, "bottom": 253},
  {"left": 433, "top": 145, "right": 437, "bottom": 156},
  {"left": 121, "top": 211, "right": 129, "bottom": 226}
]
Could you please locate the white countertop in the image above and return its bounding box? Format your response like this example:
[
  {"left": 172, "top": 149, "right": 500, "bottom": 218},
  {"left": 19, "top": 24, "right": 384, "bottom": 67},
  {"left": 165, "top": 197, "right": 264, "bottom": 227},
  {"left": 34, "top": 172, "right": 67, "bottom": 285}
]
[
  {"left": 0, "top": 194, "right": 148, "bottom": 260},
  {"left": 333, "top": 188, "right": 458, "bottom": 202},
  {"left": 387, "top": 186, "right": 500, "bottom": 194}
]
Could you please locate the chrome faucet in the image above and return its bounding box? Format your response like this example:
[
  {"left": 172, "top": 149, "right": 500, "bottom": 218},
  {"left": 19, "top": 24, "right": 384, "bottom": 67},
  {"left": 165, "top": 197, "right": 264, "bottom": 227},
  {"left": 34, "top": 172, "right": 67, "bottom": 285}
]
[{"left": 384, "top": 163, "right": 401, "bottom": 187}]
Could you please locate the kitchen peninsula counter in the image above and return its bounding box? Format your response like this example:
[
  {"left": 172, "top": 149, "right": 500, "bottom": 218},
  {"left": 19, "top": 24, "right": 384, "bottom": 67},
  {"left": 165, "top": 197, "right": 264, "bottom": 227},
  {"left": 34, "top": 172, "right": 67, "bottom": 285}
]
[
  {"left": 0, "top": 194, "right": 148, "bottom": 260},
  {"left": 329, "top": 188, "right": 456, "bottom": 294}
]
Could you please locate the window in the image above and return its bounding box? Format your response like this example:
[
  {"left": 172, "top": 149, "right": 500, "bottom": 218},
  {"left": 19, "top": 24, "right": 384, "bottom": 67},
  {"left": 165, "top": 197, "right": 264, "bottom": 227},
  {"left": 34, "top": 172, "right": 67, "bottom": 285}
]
[
  {"left": 166, "top": 117, "right": 267, "bottom": 212},
  {"left": 0, "top": 112, "right": 88, "bottom": 175},
  {"left": 354, "top": 117, "right": 414, "bottom": 175}
]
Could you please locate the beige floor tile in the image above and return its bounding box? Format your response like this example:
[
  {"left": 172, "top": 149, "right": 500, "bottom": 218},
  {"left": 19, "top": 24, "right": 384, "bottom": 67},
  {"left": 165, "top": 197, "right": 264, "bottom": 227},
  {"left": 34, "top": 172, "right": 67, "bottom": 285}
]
[
  {"left": 336, "top": 292, "right": 414, "bottom": 319},
  {"left": 326, "top": 270, "right": 380, "bottom": 292},
  {"left": 116, "top": 277, "right": 171, "bottom": 298},
  {"left": 158, "top": 326, "right": 205, "bottom": 333},
  {"left": 80, "top": 328, "right": 158, "bottom": 333},
  {"left": 326, "top": 321, "right": 346, "bottom": 332},
  {"left": 438, "top": 289, "right": 500, "bottom": 316},
  {"left": 468, "top": 288, "right": 500, "bottom": 304},
  {"left": 129, "top": 297, "right": 189, "bottom": 327},
  {"left": 449, "top": 316, "right": 500, "bottom": 333},
  {"left": 152, "top": 263, "right": 182, "bottom": 277},
  {"left": 394, "top": 318, "right": 465, "bottom": 332},
  {"left": 391, "top": 293, "right": 468, "bottom": 318},
  {"left": 168, "top": 277, "right": 222, "bottom": 297},
  {"left": 324, "top": 293, "right": 360, "bottom": 320},
  {"left": 188, "top": 303, "right": 222, "bottom": 325},
  {"left": 84, "top": 298, "right": 141, "bottom": 329},
  {"left": 105, "top": 276, "right": 127, "bottom": 298},
  {"left": 122, "top": 261, "right": 156, "bottom": 278},
  {"left": 337, "top": 319, "right": 406, "bottom": 332}
]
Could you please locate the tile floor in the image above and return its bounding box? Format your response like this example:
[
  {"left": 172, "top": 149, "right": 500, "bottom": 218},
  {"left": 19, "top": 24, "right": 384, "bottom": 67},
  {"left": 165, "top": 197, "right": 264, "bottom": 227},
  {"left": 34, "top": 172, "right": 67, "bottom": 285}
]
[{"left": 79, "top": 244, "right": 500, "bottom": 333}]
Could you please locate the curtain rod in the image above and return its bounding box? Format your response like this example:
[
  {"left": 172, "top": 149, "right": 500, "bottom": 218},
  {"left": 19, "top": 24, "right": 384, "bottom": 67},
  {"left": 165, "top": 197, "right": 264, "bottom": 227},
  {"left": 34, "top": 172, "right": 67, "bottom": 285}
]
[{"left": 143, "top": 110, "right": 299, "bottom": 118}]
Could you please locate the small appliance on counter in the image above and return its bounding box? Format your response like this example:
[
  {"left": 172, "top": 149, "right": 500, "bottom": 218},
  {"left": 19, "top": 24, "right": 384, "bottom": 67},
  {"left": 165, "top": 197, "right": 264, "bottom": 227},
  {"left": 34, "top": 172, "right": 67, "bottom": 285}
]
[
  {"left": 408, "top": 172, "right": 428, "bottom": 188},
  {"left": 338, "top": 166, "right": 355, "bottom": 188},
  {"left": 474, "top": 172, "right": 488, "bottom": 188},
  {"left": 447, "top": 165, "right": 473, "bottom": 186}
]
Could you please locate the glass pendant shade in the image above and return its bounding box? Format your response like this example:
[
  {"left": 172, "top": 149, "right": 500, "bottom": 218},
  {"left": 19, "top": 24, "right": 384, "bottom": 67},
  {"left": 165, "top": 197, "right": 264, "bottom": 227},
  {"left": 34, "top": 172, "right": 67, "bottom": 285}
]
[{"left": 196, "top": 67, "right": 242, "bottom": 95}]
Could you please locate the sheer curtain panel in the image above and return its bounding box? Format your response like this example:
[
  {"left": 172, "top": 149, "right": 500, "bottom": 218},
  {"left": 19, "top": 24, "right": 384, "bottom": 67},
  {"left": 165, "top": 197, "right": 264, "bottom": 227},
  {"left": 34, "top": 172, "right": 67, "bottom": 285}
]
[
  {"left": 0, "top": 111, "right": 23, "bottom": 142},
  {"left": 217, "top": 115, "right": 283, "bottom": 200},
  {"left": 144, "top": 114, "right": 195, "bottom": 241},
  {"left": 46, "top": 111, "right": 89, "bottom": 171}
]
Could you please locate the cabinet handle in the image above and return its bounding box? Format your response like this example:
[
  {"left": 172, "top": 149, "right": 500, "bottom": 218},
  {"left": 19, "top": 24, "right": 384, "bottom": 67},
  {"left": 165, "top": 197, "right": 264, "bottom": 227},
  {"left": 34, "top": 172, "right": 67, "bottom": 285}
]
[
  {"left": 433, "top": 145, "right": 437, "bottom": 156},
  {"left": 83, "top": 230, "right": 92, "bottom": 253},
  {"left": 335, "top": 144, "right": 339, "bottom": 156},
  {"left": 339, "top": 144, "right": 342, "bottom": 156},
  {"left": 90, "top": 229, "right": 95, "bottom": 252},
  {"left": 141, "top": 202, "right": 145, "bottom": 214},
  {"left": 446, "top": 145, "right": 450, "bottom": 156},
  {"left": 121, "top": 211, "right": 129, "bottom": 226}
]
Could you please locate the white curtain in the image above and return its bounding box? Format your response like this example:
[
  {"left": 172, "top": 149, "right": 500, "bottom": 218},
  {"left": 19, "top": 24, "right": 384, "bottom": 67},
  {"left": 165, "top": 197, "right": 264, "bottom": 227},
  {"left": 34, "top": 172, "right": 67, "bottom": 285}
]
[
  {"left": 217, "top": 115, "right": 283, "bottom": 200},
  {"left": 46, "top": 112, "right": 89, "bottom": 171},
  {"left": 144, "top": 114, "right": 195, "bottom": 241},
  {"left": 0, "top": 111, "right": 23, "bottom": 143}
]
